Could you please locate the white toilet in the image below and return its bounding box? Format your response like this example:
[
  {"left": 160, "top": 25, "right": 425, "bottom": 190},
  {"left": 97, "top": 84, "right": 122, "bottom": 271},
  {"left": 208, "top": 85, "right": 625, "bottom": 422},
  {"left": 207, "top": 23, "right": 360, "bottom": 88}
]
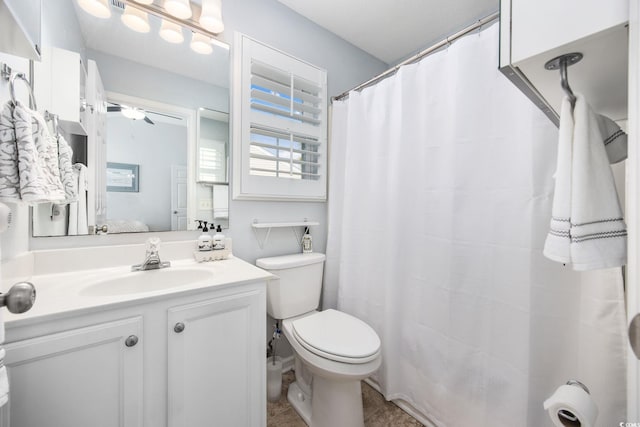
[{"left": 256, "top": 253, "right": 381, "bottom": 427}]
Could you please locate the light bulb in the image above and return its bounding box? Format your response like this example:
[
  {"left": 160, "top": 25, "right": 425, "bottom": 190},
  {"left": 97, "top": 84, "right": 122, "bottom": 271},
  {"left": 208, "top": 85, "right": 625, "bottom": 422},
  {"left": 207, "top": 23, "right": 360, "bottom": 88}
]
[
  {"left": 159, "top": 20, "right": 184, "bottom": 43},
  {"left": 121, "top": 107, "right": 146, "bottom": 120},
  {"left": 121, "top": 6, "right": 151, "bottom": 33},
  {"left": 164, "top": 0, "right": 192, "bottom": 20},
  {"left": 199, "top": 0, "right": 224, "bottom": 33},
  {"left": 190, "top": 33, "right": 213, "bottom": 55},
  {"left": 77, "top": 0, "right": 111, "bottom": 19}
]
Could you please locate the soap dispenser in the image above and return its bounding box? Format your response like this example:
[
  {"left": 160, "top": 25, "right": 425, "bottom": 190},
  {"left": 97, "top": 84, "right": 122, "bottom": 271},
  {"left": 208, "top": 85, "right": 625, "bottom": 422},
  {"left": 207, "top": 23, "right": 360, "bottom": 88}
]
[
  {"left": 197, "top": 221, "right": 213, "bottom": 251},
  {"left": 213, "top": 225, "right": 225, "bottom": 250},
  {"left": 301, "top": 227, "right": 313, "bottom": 253}
]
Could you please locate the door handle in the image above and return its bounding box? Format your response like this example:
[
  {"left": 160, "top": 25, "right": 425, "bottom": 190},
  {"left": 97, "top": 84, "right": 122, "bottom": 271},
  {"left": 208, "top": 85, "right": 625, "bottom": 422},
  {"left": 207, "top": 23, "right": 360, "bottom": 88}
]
[{"left": 0, "top": 282, "right": 36, "bottom": 314}]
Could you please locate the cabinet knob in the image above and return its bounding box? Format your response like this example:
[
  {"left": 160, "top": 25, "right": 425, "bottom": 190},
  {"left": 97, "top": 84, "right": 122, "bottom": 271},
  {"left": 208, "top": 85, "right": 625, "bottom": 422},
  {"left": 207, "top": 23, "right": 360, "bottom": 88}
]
[
  {"left": 174, "top": 322, "right": 185, "bottom": 333},
  {"left": 0, "top": 282, "right": 36, "bottom": 314},
  {"left": 125, "top": 335, "right": 139, "bottom": 347}
]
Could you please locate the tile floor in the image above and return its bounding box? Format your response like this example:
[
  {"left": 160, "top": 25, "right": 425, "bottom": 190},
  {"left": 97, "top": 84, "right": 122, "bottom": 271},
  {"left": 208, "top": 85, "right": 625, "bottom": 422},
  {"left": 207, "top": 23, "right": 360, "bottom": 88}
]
[{"left": 267, "top": 371, "right": 424, "bottom": 427}]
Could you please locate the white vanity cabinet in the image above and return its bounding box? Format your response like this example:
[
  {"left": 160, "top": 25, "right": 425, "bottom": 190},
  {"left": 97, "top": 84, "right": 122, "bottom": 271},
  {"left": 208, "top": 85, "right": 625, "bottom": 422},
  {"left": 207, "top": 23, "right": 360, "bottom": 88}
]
[
  {"left": 0, "top": 279, "right": 267, "bottom": 427},
  {"left": 1, "top": 317, "right": 143, "bottom": 427},
  {"left": 167, "top": 288, "right": 265, "bottom": 427}
]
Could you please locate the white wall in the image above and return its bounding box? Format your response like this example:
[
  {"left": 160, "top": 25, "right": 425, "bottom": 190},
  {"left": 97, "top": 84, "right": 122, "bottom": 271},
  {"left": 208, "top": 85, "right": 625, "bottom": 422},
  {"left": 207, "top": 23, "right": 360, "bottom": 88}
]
[{"left": 106, "top": 117, "right": 187, "bottom": 231}]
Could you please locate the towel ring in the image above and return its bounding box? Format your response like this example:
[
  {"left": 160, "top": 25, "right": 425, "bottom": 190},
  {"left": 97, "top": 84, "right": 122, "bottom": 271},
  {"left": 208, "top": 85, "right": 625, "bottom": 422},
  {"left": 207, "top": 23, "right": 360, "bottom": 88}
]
[
  {"left": 544, "top": 52, "right": 583, "bottom": 107},
  {"left": 9, "top": 72, "right": 37, "bottom": 110}
]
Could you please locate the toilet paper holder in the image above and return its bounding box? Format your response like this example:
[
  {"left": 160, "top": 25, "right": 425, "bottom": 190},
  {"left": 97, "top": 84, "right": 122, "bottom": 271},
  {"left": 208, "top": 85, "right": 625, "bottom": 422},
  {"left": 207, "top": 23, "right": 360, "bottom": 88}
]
[{"left": 558, "top": 380, "right": 590, "bottom": 425}]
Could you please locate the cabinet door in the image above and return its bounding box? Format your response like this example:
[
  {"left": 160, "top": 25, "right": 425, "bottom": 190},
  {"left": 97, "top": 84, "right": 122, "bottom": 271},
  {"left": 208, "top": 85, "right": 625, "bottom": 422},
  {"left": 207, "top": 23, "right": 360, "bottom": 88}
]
[
  {"left": 1, "top": 317, "right": 143, "bottom": 427},
  {"left": 168, "top": 289, "right": 265, "bottom": 427}
]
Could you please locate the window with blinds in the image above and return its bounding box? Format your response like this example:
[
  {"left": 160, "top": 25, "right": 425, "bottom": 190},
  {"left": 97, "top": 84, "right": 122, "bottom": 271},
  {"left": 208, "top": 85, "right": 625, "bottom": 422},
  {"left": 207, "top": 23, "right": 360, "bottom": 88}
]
[
  {"left": 233, "top": 34, "right": 327, "bottom": 201},
  {"left": 198, "top": 139, "right": 226, "bottom": 183}
]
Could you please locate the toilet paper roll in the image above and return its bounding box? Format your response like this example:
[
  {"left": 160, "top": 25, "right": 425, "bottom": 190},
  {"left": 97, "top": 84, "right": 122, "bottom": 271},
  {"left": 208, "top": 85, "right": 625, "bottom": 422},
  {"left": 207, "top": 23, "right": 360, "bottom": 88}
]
[{"left": 544, "top": 384, "right": 598, "bottom": 427}]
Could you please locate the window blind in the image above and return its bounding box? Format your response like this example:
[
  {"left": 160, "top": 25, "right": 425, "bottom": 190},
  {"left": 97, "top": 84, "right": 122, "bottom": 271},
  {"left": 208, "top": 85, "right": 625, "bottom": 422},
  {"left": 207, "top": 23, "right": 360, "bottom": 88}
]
[{"left": 233, "top": 34, "right": 328, "bottom": 200}]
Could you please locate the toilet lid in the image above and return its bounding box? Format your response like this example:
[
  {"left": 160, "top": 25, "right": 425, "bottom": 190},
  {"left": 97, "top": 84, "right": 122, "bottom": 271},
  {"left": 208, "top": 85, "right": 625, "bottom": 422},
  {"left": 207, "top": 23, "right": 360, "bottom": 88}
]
[{"left": 292, "top": 309, "right": 380, "bottom": 363}]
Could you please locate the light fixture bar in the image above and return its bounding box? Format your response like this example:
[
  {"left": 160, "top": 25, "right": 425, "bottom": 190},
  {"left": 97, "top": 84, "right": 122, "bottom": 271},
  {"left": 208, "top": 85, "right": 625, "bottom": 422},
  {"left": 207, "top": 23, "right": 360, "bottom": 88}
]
[{"left": 124, "top": 0, "right": 226, "bottom": 43}]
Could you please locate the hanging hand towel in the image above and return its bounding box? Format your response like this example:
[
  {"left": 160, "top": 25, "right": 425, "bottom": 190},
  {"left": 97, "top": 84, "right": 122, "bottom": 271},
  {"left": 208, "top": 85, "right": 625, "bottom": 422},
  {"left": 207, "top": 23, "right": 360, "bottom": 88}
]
[
  {"left": 68, "top": 163, "right": 88, "bottom": 235},
  {"left": 0, "top": 102, "right": 21, "bottom": 200},
  {"left": 57, "top": 135, "right": 77, "bottom": 202},
  {"left": 597, "top": 114, "right": 627, "bottom": 164},
  {"left": 544, "top": 95, "right": 627, "bottom": 270},
  {"left": 11, "top": 102, "right": 66, "bottom": 204},
  {"left": 570, "top": 94, "right": 626, "bottom": 270},
  {"left": 543, "top": 97, "right": 574, "bottom": 264}
]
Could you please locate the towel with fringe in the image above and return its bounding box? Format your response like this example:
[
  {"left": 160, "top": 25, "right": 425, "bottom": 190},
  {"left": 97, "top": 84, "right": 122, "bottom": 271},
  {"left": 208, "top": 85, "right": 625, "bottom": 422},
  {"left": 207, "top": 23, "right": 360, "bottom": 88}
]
[
  {"left": 544, "top": 94, "right": 627, "bottom": 270},
  {"left": 0, "top": 101, "right": 65, "bottom": 203}
]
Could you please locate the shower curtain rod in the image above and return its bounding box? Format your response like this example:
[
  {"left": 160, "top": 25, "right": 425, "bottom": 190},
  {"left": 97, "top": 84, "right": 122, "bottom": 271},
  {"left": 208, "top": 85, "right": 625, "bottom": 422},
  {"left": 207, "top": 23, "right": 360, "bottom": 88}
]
[{"left": 332, "top": 11, "right": 500, "bottom": 102}]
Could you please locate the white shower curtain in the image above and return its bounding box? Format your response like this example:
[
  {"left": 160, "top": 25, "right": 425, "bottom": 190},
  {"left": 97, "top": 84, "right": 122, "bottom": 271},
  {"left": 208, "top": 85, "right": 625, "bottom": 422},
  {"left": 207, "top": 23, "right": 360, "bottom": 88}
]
[{"left": 325, "top": 23, "right": 627, "bottom": 426}]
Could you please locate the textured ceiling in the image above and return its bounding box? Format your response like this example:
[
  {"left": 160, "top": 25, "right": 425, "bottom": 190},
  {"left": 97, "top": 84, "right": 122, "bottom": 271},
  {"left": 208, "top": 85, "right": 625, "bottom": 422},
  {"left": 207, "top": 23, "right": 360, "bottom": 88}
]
[{"left": 277, "top": 0, "right": 498, "bottom": 64}]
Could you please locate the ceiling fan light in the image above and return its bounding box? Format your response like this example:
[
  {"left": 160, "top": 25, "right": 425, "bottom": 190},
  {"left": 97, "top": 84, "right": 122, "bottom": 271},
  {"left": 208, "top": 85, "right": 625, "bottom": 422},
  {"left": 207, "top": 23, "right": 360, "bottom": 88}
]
[
  {"left": 121, "top": 107, "right": 146, "bottom": 120},
  {"left": 77, "top": 0, "right": 111, "bottom": 19},
  {"left": 164, "top": 0, "right": 192, "bottom": 20},
  {"left": 159, "top": 20, "right": 185, "bottom": 43},
  {"left": 121, "top": 6, "right": 151, "bottom": 33},
  {"left": 190, "top": 33, "right": 213, "bottom": 55},
  {"left": 200, "top": 0, "right": 224, "bottom": 33}
]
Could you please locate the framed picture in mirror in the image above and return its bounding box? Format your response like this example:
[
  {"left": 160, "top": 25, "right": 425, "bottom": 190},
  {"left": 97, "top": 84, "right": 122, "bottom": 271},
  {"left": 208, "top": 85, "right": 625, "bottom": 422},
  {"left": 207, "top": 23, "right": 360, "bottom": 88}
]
[{"left": 106, "top": 162, "right": 139, "bottom": 192}]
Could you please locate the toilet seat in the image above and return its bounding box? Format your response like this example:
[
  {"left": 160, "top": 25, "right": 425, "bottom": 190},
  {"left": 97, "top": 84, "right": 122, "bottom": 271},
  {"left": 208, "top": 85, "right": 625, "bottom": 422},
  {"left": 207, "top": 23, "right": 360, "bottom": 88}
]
[{"left": 291, "top": 309, "right": 381, "bottom": 364}]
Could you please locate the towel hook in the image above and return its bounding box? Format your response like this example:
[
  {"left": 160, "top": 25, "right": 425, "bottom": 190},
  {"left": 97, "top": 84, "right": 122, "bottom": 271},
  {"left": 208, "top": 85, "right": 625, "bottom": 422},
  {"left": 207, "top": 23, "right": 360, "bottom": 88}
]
[{"left": 544, "top": 52, "right": 583, "bottom": 107}]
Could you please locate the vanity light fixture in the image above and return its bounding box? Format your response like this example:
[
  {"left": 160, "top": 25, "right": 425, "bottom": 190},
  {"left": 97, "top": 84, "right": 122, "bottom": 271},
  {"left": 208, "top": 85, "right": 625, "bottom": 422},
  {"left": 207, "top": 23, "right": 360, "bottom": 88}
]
[
  {"left": 199, "top": 0, "right": 224, "bottom": 34},
  {"left": 164, "top": 0, "right": 193, "bottom": 20},
  {"left": 159, "top": 20, "right": 185, "bottom": 44},
  {"left": 190, "top": 33, "right": 213, "bottom": 55},
  {"left": 121, "top": 6, "right": 151, "bottom": 33},
  {"left": 77, "top": 0, "right": 111, "bottom": 19},
  {"left": 76, "top": 0, "right": 227, "bottom": 51}
]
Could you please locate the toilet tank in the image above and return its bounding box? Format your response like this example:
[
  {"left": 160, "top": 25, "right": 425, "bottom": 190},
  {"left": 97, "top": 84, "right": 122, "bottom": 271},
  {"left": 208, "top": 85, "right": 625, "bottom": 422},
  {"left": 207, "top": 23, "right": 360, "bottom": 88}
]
[{"left": 256, "top": 253, "right": 326, "bottom": 320}]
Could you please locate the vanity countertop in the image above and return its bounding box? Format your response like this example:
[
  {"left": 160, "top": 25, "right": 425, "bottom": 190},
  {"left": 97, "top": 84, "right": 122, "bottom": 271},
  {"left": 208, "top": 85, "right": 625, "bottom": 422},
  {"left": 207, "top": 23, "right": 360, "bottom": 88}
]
[{"left": 4, "top": 256, "right": 274, "bottom": 327}]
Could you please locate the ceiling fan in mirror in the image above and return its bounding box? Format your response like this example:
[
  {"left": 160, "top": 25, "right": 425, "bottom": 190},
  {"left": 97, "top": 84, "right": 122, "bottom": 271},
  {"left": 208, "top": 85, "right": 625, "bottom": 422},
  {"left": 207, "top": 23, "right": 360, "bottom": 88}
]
[{"left": 106, "top": 103, "right": 183, "bottom": 125}]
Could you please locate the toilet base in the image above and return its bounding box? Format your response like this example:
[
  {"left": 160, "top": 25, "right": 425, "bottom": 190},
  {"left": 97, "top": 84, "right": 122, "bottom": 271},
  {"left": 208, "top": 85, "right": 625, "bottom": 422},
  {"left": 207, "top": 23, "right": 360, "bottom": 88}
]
[
  {"left": 287, "top": 377, "right": 365, "bottom": 427},
  {"left": 311, "top": 375, "right": 364, "bottom": 427},
  {"left": 287, "top": 381, "right": 312, "bottom": 425}
]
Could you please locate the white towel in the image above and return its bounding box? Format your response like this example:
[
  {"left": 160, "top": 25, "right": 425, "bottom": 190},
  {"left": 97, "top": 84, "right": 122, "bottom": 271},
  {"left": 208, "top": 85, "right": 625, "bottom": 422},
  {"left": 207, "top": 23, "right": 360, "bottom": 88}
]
[
  {"left": 0, "top": 102, "right": 20, "bottom": 200},
  {"left": 544, "top": 94, "right": 627, "bottom": 270},
  {"left": 543, "top": 97, "right": 574, "bottom": 264},
  {"left": 68, "top": 163, "right": 88, "bottom": 235},
  {"left": 597, "top": 114, "right": 627, "bottom": 164},
  {"left": 57, "top": 135, "right": 77, "bottom": 203},
  {"left": 13, "top": 102, "right": 65, "bottom": 204}
]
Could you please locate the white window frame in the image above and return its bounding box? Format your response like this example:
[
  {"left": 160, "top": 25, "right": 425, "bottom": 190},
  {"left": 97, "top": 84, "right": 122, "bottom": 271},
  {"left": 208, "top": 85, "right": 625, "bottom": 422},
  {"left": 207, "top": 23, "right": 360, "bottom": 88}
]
[{"left": 232, "top": 32, "right": 328, "bottom": 201}]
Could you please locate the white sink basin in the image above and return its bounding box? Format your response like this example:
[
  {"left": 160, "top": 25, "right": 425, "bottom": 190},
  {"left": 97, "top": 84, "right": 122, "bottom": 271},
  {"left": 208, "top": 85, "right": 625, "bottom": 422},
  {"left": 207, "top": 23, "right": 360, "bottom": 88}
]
[{"left": 79, "top": 268, "right": 214, "bottom": 297}]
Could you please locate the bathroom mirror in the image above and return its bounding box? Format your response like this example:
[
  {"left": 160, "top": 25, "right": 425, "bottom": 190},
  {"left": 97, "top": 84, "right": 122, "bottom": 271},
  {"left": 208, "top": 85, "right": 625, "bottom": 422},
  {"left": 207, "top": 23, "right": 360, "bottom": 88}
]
[{"left": 31, "top": 0, "right": 230, "bottom": 237}]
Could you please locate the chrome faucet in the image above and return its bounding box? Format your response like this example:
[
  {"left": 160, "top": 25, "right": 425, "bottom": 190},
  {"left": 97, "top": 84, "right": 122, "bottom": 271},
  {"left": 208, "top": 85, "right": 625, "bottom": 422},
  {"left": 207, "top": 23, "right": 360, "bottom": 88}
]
[{"left": 132, "top": 238, "right": 171, "bottom": 271}]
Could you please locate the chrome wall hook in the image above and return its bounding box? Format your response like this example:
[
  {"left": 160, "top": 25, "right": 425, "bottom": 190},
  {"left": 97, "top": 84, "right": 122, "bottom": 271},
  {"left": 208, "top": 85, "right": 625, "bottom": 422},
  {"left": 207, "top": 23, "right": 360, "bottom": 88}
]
[{"left": 544, "top": 52, "right": 583, "bottom": 107}]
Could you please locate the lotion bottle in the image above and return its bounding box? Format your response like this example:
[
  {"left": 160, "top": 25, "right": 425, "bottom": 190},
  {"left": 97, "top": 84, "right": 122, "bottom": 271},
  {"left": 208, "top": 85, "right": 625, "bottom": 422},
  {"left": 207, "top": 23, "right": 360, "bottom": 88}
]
[
  {"left": 301, "top": 227, "right": 313, "bottom": 253},
  {"left": 197, "top": 221, "right": 213, "bottom": 251},
  {"left": 213, "top": 224, "right": 225, "bottom": 250}
]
